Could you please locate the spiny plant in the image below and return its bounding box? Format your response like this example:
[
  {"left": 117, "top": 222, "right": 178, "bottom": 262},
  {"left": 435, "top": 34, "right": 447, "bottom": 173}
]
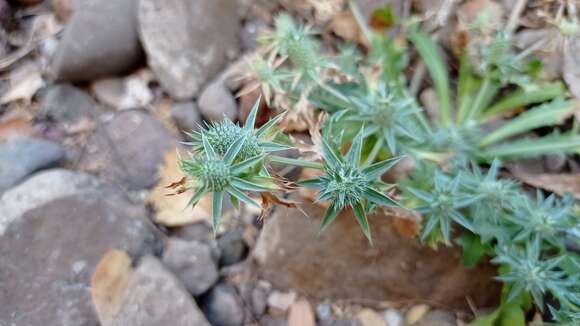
[
  {"left": 177, "top": 8, "right": 580, "bottom": 324},
  {"left": 300, "top": 128, "right": 403, "bottom": 243}
]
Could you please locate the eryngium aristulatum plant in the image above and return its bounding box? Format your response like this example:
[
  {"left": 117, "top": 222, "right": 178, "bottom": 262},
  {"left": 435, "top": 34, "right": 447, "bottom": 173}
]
[
  {"left": 406, "top": 171, "right": 480, "bottom": 245},
  {"left": 299, "top": 129, "right": 403, "bottom": 244},
  {"left": 492, "top": 240, "right": 575, "bottom": 312},
  {"left": 508, "top": 191, "right": 577, "bottom": 248},
  {"left": 184, "top": 99, "right": 289, "bottom": 163},
  {"left": 180, "top": 98, "right": 288, "bottom": 233}
]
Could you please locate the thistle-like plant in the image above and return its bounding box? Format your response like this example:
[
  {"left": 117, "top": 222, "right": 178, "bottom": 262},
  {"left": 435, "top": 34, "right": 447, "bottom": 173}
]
[
  {"left": 299, "top": 129, "right": 403, "bottom": 244},
  {"left": 508, "top": 191, "right": 576, "bottom": 247},
  {"left": 492, "top": 241, "right": 569, "bottom": 311},
  {"left": 180, "top": 98, "right": 290, "bottom": 233},
  {"left": 184, "top": 99, "right": 289, "bottom": 163},
  {"left": 406, "top": 171, "right": 479, "bottom": 244}
]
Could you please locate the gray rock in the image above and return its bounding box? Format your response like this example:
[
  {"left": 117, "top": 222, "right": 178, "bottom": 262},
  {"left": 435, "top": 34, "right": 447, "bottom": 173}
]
[
  {"left": 0, "top": 169, "right": 108, "bottom": 235},
  {"left": 0, "top": 193, "right": 161, "bottom": 326},
  {"left": 198, "top": 78, "right": 238, "bottom": 121},
  {"left": 240, "top": 20, "right": 267, "bottom": 51},
  {"left": 42, "top": 84, "right": 95, "bottom": 122},
  {"left": 0, "top": 137, "right": 65, "bottom": 192},
  {"left": 251, "top": 285, "right": 269, "bottom": 317},
  {"left": 237, "top": 282, "right": 269, "bottom": 321},
  {"left": 171, "top": 101, "right": 202, "bottom": 133},
  {"left": 171, "top": 222, "right": 213, "bottom": 243},
  {"left": 78, "top": 110, "right": 173, "bottom": 190},
  {"left": 51, "top": 0, "right": 142, "bottom": 81},
  {"left": 260, "top": 316, "right": 288, "bottom": 326},
  {"left": 108, "top": 256, "right": 211, "bottom": 326},
  {"left": 217, "top": 228, "right": 248, "bottom": 266},
  {"left": 201, "top": 284, "right": 245, "bottom": 326},
  {"left": 138, "top": 0, "right": 240, "bottom": 99},
  {"left": 162, "top": 239, "right": 219, "bottom": 296},
  {"left": 415, "top": 310, "right": 456, "bottom": 326}
]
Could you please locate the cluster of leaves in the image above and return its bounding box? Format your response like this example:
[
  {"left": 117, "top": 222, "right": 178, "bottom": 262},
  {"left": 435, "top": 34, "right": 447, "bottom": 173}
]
[
  {"left": 401, "top": 160, "right": 579, "bottom": 324},
  {"left": 178, "top": 9, "right": 580, "bottom": 325}
]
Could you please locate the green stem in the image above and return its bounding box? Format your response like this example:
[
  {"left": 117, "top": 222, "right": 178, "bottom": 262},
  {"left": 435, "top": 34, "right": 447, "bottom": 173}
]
[
  {"left": 348, "top": 0, "right": 372, "bottom": 45},
  {"left": 463, "top": 77, "right": 492, "bottom": 123},
  {"left": 269, "top": 155, "right": 324, "bottom": 170}
]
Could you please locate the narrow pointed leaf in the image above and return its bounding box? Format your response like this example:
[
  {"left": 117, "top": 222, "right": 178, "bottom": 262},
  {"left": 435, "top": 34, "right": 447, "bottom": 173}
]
[
  {"left": 202, "top": 135, "right": 217, "bottom": 160},
  {"left": 212, "top": 191, "right": 224, "bottom": 234},
  {"left": 298, "top": 178, "right": 323, "bottom": 188},
  {"left": 231, "top": 155, "right": 264, "bottom": 174},
  {"left": 244, "top": 96, "right": 262, "bottom": 131},
  {"left": 479, "top": 99, "right": 574, "bottom": 147},
  {"left": 321, "top": 138, "right": 342, "bottom": 169},
  {"left": 481, "top": 134, "right": 580, "bottom": 160},
  {"left": 362, "top": 156, "right": 404, "bottom": 180},
  {"left": 346, "top": 128, "right": 364, "bottom": 166},
  {"left": 353, "top": 201, "right": 372, "bottom": 244},
  {"left": 231, "top": 176, "right": 275, "bottom": 192},
  {"left": 409, "top": 28, "right": 451, "bottom": 127},
  {"left": 261, "top": 141, "right": 292, "bottom": 152},
  {"left": 224, "top": 134, "right": 247, "bottom": 164},
  {"left": 363, "top": 187, "right": 401, "bottom": 207},
  {"left": 320, "top": 201, "right": 341, "bottom": 233},
  {"left": 226, "top": 187, "right": 261, "bottom": 208},
  {"left": 256, "top": 111, "right": 285, "bottom": 138},
  {"left": 185, "top": 187, "right": 207, "bottom": 209}
]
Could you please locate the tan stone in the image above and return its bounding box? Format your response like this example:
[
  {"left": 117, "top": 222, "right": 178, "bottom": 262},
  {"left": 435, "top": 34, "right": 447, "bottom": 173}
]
[{"left": 254, "top": 201, "right": 501, "bottom": 310}]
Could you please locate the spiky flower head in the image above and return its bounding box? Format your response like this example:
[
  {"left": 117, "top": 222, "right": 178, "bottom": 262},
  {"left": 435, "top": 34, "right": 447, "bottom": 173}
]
[
  {"left": 179, "top": 98, "right": 285, "bottom": 234},
  {"left": 300, "top": 128, "right": 403, "bottom": 244},
  {"left": 407, "top": 171, "right": 481, "bottom": 244},
  {"left": 508, "top": 191, "right": 576, "bottom": 247},
  {"left": 492, "top": 241, "right": 568, "bottom": 311},
  {"left": 349, "top": 81, "right": 423, "bottom": 154},
  {"left": 185, "top": 98, "right": 289, "bottom": 163}
]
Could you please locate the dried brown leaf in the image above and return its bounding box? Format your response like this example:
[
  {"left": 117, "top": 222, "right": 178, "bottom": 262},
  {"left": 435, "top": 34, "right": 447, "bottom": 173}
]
[
  {"left": 0, "top": 116, "right": 33, "bottom": 141},
  {"left": 509, "top": 169, "right": 580, "bottom": 199},
  {"left": 0, "top": 67, "right": 43, "bottom": 104},
  {"left": 90, "top": 250, "right": 133, "bottom": 326},
  {"left": 386, "top": 207, "right": 422, "bottom": 238},
  {"left": 288, "top": 299, "right": 316, "bottom": 326},
  {"left": 147, "top": 149, "right": 212, "bottom": 226}
]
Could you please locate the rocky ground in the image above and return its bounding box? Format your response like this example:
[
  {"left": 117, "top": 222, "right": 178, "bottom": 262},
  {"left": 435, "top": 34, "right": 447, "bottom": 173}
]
[{"left": 0, "top": 0, "right": 545, "bottom": 325}]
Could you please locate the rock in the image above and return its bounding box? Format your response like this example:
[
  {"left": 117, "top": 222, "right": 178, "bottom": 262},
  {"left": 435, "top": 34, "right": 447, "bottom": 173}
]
[
  {"left": 261, "top": 315, "right": 289, "bottom": 326},
  {"left": 384, "top": 309, "right": 403, "bottom": 326},
  {"left": 171, "top": 221, "right": 213, "bottom": 243},
  {"left": 316, "top": 303, "right": 332, "bottom": 320},
  {"left": 14, "top": 0, "right": 43, "bottom": 5},
  {"left": 42, "top": 83, "right": 95, "bottom": 123},
  {"left": 78, "top": 110, "right": 173, "bottom": 190},
  {"left": 0, "top": 193, "right": 161, "bottom": 325},
  {"left": 240, "top": 19, "right": 268, "bottom": 51},
  {"left": 53, "top": 0, "right": 82, "bottom": 21},
  {"left": 357, "top": 309, "right": 385, "bottom": 326},
  {"left": 101, "top": 255, "right": 211, "bottom": 326},
  {"left": 161, "top": 239, "right": 219, "bottom": 296},
  {"left": 200, "top": 284, "right": 245, "bottom": 326},
  {"left": 405, "top": 305, "right": 430, "bottom": 325},
  {"left": 171, "top": 101, "right": 202, "bottom": 133},
  {"left": 138, "top": 0, "right": 240, "bottom": 99},
  {"left": 51, "top": 0, "right": 142, "bottom": 81},
  {"left": 251, "top": 285, "right": 269, "bottom": 317},
  {"left": 267, "top": 290, "right": 297, "bottom": 314},
  {"left": 0, "top": 0, "right": 13, "bottom": 32},
  {"left": 0, "top": 137, "right": 65, "bottom": 193},
  {"left": 415, "top": 310, "right": 456, "bottom": 326},
  {"left": 288, "top": 299, "right": 316, "bottom": 326},
  {"left": 90, "top": 69, "right": 154, "bottom": 110},
  {"left": 0, "top": 169, "right": 108, "bottom": 235},
  {"left": 254, "top": 201, "right": 501, "bottom": 310},
  {"left": 217, "top": 227, "right": 248, "bottom": 266},
  {"left": 198, "top": 78, "right": 238, "bottom": 121}
]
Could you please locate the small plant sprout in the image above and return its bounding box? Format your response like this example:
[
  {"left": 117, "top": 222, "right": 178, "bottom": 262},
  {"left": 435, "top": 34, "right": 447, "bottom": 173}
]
[
  {"left": 508, "top": 191, "right": 576, "bottom": 247},
  {"left": 184, "top": 98, "right": 289, "bottom": 163},
  {"left": 492, "top": 241, "right": 569, "bottom": 311},
  {"left": 407, "top": 172, "right": 480, "bottom": 245},
  {"left": 299, "top": 129, "right": 403, "bottom": 244},
  {"left": 180, "top": 98, "right": 287, "bottom": 234}
]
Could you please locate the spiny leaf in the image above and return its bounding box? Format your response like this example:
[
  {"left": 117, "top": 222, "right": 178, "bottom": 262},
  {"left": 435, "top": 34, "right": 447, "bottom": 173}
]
[
  {"left": 212, "top": 191, "right": 224, "bottom": 234},
  {"left": 353, "top": 201, "right": 372, "bottom": 244}
]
